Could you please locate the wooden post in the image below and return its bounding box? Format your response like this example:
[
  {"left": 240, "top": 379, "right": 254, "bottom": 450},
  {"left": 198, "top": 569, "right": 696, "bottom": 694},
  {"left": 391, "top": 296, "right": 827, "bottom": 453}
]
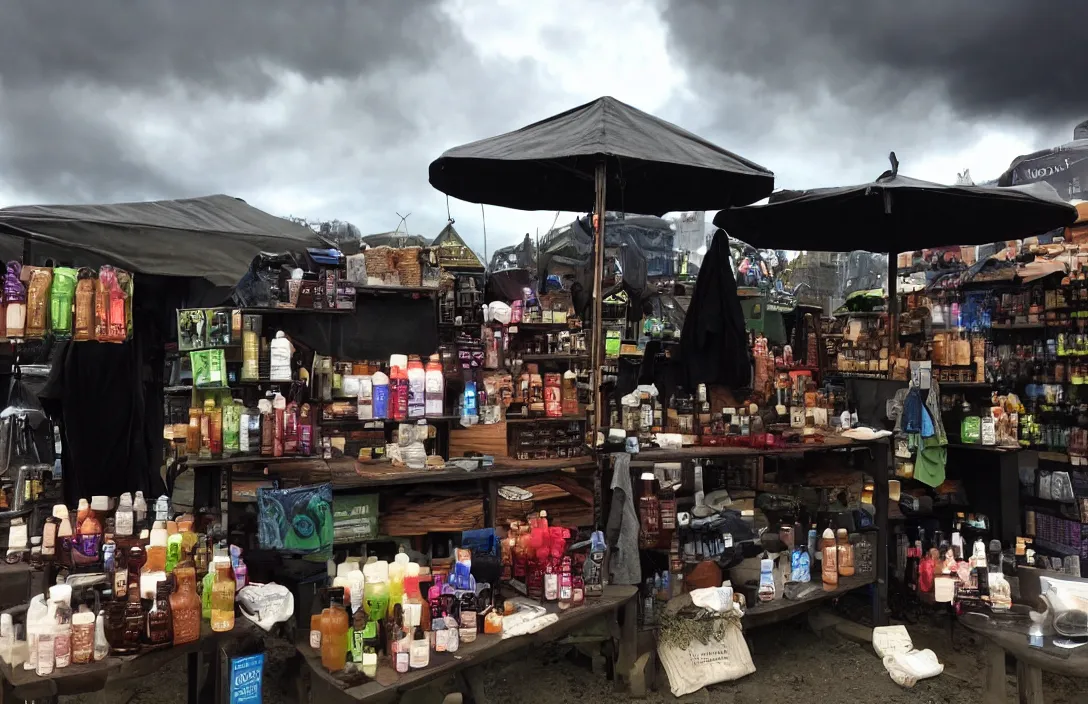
[
  {"left": 1016, "top": 660, "right": 1044, "bottom": 704},
  {"left": 872, "top": 444, "right": 890, "bottom": 627},
  {"left": 983, "top": 643, "right": 1005, "bottom": 704}
]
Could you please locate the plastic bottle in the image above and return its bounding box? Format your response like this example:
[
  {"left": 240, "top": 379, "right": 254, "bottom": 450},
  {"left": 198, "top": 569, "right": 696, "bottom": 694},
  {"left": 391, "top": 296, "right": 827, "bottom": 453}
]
[
  {"left": 357, "top": 375, "right": 374, "bottom": 420},
  {"left": 269, "top": 331, "right": 292, "bottom": 381},
  {"left": 457, "top": 590, "right": 477, "bottom": 644},
  {"left": 50, "top": 585, "right": 73, "bottom": 669},
  {"left": 836, "top": 529, "right": 855, "bottom": 577},
  {"left": 363, "top": 561, "right": 390, "bottom": 622},
  {"left": 93, "top": 609, "right": 109, "bottom": 661},
  {"left": 409, "top": 625, "right": 430, "bottom": 669},
  {"left": 133, "top": 491, "right": 148, "bottom": 532},
  {"left": 75, "top": 498, "right": 105, "bottom": 567},
  {"left": 320, "top": 587, "right": 349, "bottom": 672},
  {"left": 407, "top": 355, "right": 426, "bottom": 419},
  {"left": 54, "top": 505, "right": 73, "bottom": 568},
  {"left": 371, "top": 370, "right": 390, "bottom": 420},
  {"left": 332, "top": 562, "right": 352, "bottom": 602},
  {"left": 75, "top": 499, "right": 90, "bottom": 533},
  {"left": 821, "top": 527, "right": 838, "bottom": 589},
  {"left": 211, "top": 559, "right": 235, "bottom": 632},
  {"left": 403, "top": 562, "right": 425, "bottom": 630},
  {"left": 389, "top": 354, "right": 409, "bottom": 421},
  {"left": 425, "top": 354, "right": 445, "bottom": 417},
  {"left": 36, "top": 625, "right": 54, "bottom": 676},
  {"left": 71, "top": 609, "right": 95, "bottom": 664},
  {"left": 115, "top": 492, "right": 134, "bottom": 537},
  {"left": 388, "top": 552, "right": 408, "bottom": 607}
]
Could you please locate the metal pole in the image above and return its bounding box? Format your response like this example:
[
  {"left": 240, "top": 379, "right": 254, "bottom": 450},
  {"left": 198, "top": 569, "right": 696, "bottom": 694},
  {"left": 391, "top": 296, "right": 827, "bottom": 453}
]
[{"left": 591, "top": 162, "right": 607, "bottom": 438}]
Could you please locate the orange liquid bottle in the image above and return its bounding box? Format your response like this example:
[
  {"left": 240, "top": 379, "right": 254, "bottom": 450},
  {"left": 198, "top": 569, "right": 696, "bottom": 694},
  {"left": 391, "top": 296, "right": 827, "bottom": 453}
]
[{"left": 320, "top": 587, "right": 349, "bottom": 672}]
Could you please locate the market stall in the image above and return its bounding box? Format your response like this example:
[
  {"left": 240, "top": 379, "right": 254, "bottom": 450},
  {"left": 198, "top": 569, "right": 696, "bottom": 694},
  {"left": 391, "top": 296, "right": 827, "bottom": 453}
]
[{"left": 716, "top": 158, "right": 1084, "bottom": 637}]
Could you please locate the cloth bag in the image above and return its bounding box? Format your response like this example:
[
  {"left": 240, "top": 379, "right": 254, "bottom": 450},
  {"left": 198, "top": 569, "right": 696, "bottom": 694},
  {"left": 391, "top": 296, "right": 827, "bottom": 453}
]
[{"left": 657, "top": 595, "right": 755, "bottom": 697}]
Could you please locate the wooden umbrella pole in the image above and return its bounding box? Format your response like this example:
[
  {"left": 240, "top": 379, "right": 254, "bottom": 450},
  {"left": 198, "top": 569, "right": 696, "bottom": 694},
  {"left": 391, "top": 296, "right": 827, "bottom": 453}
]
[
  {"left": 590, "top": 161, "right": 608, "bottom": 439},
  {"left": 888, "top": 250, "right": 898, "bottom": 364}
]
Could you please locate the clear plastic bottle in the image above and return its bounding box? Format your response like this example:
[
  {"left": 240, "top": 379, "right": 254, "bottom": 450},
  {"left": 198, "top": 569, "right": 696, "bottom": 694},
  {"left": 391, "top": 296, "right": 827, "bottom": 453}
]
[
  {"left": 210, "top": 560, "right": 235, "bottom": 632},
  {"left": 409, "top": 625, "right": 430, "bottom": 669}
]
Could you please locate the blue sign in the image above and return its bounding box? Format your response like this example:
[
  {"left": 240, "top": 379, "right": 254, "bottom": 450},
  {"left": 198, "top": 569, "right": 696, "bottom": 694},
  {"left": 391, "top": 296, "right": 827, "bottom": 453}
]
[{"left": 230, "top": 653, "right": 264, "bottom": 704}]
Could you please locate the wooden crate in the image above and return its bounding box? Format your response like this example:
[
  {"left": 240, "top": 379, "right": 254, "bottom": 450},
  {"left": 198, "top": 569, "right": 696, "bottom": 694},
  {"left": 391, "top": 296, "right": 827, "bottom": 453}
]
[{"left": 448, "top": 421, "right": 509, "bottom": 459}]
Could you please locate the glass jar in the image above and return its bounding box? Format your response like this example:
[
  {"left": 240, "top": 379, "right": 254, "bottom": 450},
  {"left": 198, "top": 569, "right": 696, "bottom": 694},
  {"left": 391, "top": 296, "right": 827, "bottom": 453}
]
[{"left": 171, "top": 567, "right": 202, "bottom": 645}]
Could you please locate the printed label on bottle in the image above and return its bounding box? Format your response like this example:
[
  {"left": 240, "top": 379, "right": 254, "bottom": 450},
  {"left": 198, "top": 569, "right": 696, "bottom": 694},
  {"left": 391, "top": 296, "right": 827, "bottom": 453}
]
[
  {"left": 54, "top": 634, "right": 71, "bottom": 668},
  {"left": 74, "top": 534, "right": 102, "bottom": 562},
  {"left": 309, "top": 629, "right": 321, "bottom": 649},
  {"left": 116, "top": 513, "right": 133, "bottom": 536},
  {"left": 459, "top": 613, "right": 477, "bottom": 641},
  {"left": 395, "top": 651, "right": 409, "bottom": 673}
]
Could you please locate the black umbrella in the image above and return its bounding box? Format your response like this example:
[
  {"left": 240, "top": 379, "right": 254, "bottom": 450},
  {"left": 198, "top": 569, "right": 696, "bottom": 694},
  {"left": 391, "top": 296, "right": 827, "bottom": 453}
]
[
  {"left": 429, "top": 96, "right": 773, "bottom": 216},
  {"left": 430, "top": 96, "right": 774, "bottom": 429},
  {"left": 715, "top": 153, "right": 1077, "bottom": 348}
]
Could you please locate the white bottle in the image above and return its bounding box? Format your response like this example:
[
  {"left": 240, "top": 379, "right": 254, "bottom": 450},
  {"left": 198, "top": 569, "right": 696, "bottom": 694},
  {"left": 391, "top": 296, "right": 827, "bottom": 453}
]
[
  {"left": 269, "top": 331, "right": 292, "bottom": 381},
  {"left": 133, "top": 491, "right": 148, "bottom": 530},
  {"left": 357, "top": 375, "right": 374, "bottom": 420},
  {"left": 24, "top": 593, "right": 47, "bottom": 671},
  {"left": 35, "top": 627, "right": 54, "bottom": 676},
  {"left": 115, "top": 493, "right": 134, "bottom": 537},
  {"left": 154, "top": 495, "right": 171, "bottom": 523},
  {"left": 407, "top": 358, "right": 426, "bottom": 419},
  {"left": 425, "top": 356, "right": 445, "bottom": 417},
  {"left": 93, "top": 610, "right": 109, "bottom": 661}
]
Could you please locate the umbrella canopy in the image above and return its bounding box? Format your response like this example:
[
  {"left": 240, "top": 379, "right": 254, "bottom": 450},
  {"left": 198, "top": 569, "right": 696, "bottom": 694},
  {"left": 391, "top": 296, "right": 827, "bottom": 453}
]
[
  {"left": 715, "top": 154, "right": 1077, "bottom": 254},
  {"left": 429, "top": 96, "right": 774, "bottom": 214}
]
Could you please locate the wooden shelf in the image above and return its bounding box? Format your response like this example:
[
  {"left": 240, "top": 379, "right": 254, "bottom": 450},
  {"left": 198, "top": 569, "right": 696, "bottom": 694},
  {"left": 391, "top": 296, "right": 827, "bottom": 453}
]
[
  {"left": 744, "top": 574, "right": 875, "bottom": 628},
  {"left": 300, "top": 585, "right": 636, "bottom": 702},
  {"left": 335, "top": 456, "right": 597, "bottom": 490},
  {"left": 504, "top": 415, "right": 585, "bottom": 424},
  {"left": 628, "top": 436, "right": 884, "bottom": 462},
  {"left": 517, "top": 353, "right": 590, "bottom": 362},
  {"left": 354, "top": 284, "right": 439, "bottom": 296}
]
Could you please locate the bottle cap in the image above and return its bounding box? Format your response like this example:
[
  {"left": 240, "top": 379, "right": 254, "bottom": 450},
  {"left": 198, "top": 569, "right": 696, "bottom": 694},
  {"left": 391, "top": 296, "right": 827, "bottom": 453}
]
[
  {"left": 52, "top": 504, "right": 69, "bottom": 521},
  {"left": 336, "top": 562, "right": 352, "bottom": 579},
  {"left": 91, "top": 496, "right": 109, "bottom": 512},
  {"left": 49, "top": 584, "right": 72, "bottom": 605}
]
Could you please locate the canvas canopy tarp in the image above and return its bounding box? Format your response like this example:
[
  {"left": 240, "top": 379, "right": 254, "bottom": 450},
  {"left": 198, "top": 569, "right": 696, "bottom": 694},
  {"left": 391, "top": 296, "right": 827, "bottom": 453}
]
[{"left": 0, "top": 194, "right": 327, "bottom": 286}]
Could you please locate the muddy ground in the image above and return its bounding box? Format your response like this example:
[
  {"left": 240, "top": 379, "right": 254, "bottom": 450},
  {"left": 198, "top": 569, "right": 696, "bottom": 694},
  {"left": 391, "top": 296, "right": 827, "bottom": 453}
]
[{"left": 59, "top": 613, "right": 1082, "bottom": 703}]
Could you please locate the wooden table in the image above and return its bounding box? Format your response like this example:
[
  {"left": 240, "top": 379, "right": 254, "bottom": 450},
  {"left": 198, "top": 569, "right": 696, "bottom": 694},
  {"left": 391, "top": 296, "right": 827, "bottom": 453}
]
[
  {"left": 960, "top": 612, "right": 1088, "bottom": 704},
  {"left": 744, "top": 574, "right": 876, "bottom": 629},
  {"left": 0, "top": 620, "right": 260, "bottom": 703},
  {"left": 298, "top": 585, "right": 638, "bottom": 704}
]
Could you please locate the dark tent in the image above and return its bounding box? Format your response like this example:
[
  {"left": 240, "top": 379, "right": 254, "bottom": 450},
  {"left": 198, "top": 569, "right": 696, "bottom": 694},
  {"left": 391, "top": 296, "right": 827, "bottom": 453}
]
[
  {"left": 539, "top": 214, "right": 651, "bottom": 295},
  {"left": 998, "top": 139, "right": 1088, "bottom": 202},
  {"left": 429, "top": 96, "right": 774, "bottom": 215},
  {"left": 488, "top": 234, "right": 537, "bottom": 274},
  {"left": 0, "top": 194, "right": 327, "bottom": 286}
]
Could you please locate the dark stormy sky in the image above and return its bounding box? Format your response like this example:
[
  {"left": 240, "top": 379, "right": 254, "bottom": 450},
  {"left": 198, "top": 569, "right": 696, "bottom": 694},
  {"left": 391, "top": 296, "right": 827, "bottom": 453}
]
[{"left": 0, "top": 0, "right": 1084, "bottom": 254}]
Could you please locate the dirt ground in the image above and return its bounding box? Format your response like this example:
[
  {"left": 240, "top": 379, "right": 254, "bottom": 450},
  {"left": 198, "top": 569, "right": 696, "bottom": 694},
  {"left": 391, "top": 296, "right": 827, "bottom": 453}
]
[{"left": 58, "top": 612, "right": 1083, "bottom": 704}]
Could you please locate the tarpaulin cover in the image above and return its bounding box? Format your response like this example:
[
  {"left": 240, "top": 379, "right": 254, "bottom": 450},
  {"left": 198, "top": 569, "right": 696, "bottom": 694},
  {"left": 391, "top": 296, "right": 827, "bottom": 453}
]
[
  {"left": 0, "top": 194, "right": 327, "bottom": 286},
  {"left": 539, "top": 215, "right": 650, "bottom": 294},
  {"left": 716, "top": 169, "right": 1077, "bottom": 254},
  {"left": 430, "top": 96, "right": 774, "bottom": 214},
  {"left": 489, "top": 234, "right": 537, "bottom": 274},
  {"left": 998, "top": 139, "right": 1088, "bottom": 201},
  {"left": 361, "top": 232, "right": 428, "bottom": 249}
]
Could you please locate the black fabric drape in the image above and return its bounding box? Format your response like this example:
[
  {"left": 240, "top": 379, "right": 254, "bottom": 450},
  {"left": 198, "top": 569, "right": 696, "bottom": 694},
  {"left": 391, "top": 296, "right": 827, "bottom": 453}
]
[
  {"left": 679, "top": 229, "right": 752, "bottom": 390},
  {"left": 40, "top": 339, "right": 165, "bottom": 506}
]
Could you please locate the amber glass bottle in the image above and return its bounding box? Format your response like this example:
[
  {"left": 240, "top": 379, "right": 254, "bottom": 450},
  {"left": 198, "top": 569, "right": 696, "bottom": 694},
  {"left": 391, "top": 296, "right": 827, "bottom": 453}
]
[
  {"left": 171, "top": 567, "right": 201, "bottom": 645},
  {"left": 120, "top": 582, "right": 145, "bottom": 654}
]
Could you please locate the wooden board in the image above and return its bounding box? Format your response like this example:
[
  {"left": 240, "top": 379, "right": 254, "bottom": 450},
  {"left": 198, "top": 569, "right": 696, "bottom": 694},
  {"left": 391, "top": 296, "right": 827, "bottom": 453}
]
[
  {"left": 743, "top": 574, "right": 875, "bottom": 629},
  {"left": 449, "top": 422, "right": 509, "bottom": 459}
]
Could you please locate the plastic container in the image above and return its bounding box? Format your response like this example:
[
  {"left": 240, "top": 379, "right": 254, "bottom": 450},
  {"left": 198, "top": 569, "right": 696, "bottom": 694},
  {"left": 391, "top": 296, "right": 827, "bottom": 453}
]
[
  {"left": 362, "top": 561, "right": 390, "bottom": 622},
  {"left": 357, "top": 376, "right": 374, "bottom": 420},
  {"left": 389, "top": 354, "right": 409, "bottom": 421},
  {"left": 269, "top": 331, "right": 292, "bottom": 382},
  {"left": 407, "top": 356, "right": 426, "bottom": 418},
  {"left": 371, "top": 371, "right": 390, "bottom": 419},
  {"left": 425, "top": 354, "right": 445, "bottom": 417}
]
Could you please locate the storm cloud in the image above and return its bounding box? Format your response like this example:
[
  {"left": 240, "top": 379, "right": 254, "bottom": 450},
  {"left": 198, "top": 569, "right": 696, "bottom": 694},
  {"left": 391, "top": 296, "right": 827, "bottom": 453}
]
[
  {"left": 0, "top": 1, "right": 1082, "bottom": 254},
  {"left": 660, "top": 0, "right": 1088, "bottom": 184}
]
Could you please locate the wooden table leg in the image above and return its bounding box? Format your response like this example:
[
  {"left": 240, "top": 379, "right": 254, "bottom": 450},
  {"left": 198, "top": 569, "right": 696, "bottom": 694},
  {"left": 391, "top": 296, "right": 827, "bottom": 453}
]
[
  {"left": 1016, "top": 661, "right": 1044, "bottom": 704},
  {"left": 983, "top": 643, "right": 1005, "bottom": 704}
]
